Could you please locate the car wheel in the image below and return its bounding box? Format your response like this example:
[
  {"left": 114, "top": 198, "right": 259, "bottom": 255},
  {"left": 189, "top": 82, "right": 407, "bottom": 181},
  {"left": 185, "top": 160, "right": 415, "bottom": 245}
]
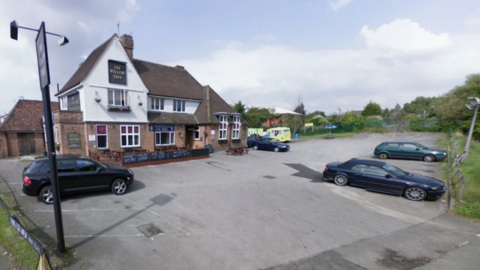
[
  {"left": 274, "top": 147, "right": 279, "bottom": 152},
  {"left": 404, "top": 187, "right": 427, "bottom": 201},
  {"left": 112, "top": 179, "right": 127, "bottom": 195},
  {"left": 379, "top": 152, "right": 389, "bottom": 159},
  {"left": 253, "top": 145, "right": 258, "bottom": 150},
  {"left": 333, "top": 175, "right": 348, "bottom": 186},
  {"left": 423, "top": 154, "right": 435, "bottom": 162},
  {"left": 39, "top": 186, "right": 54, "bottom": 204}
]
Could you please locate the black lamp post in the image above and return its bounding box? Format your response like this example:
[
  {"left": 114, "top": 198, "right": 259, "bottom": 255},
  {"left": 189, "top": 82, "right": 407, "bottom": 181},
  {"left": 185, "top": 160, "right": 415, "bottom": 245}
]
[{"left": 10, "top": 20, "right": 67, "bottom": 253}]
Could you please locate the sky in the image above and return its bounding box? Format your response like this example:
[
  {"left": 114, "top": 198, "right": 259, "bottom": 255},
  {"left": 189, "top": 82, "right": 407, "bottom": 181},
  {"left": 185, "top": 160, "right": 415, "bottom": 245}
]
[{"left": 1, "top": 0, "right": 480, "bottom": 115}]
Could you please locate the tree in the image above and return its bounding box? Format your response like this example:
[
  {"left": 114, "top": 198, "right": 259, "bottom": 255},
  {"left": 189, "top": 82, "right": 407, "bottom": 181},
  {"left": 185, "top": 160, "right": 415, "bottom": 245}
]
[
  {"left": 306, "top": 111, "right": 326, "bottom": 118},
  {"left": 343, "top": 111, "right": 366, "bottom": 131},
  {"left": 231, "top": 101, "right": 246, "bottom": 115},
  {"left": 361, "top": 101, "right": 382, "bottom": 117},
  {"left": 288, "top": 96, "right": 305, "bottom": 134},
  {"left": 244, "top": 107, "right": 274, "bottom": 128}
]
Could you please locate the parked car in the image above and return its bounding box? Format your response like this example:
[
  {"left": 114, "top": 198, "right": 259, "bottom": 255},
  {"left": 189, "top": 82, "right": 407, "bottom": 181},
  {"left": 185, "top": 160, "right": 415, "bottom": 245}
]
[
  {"left": 374, "top": 141, "right": 447, "bottom": 162},
  {"left": 323, "top": 158, "right": 446, "bottom": 201},
  {"left": 247, "top": 136, "right": 259, "bottom": 148},
  {"left": 22, "top": 155, "right": 134, "bottom": 204},
  {"left": 252, "top": 138, "right": 290, "bottom": 152}
]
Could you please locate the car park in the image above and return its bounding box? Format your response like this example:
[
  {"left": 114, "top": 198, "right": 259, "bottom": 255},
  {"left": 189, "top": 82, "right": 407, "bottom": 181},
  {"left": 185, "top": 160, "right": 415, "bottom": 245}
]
[
  {"left": 373, "top": 141, "right": 447, "bottom": 162},
  {"left": 22, "top": 155, "right": 134, "bottom": 204},
  {"left": 252, "top": 137, "right": 290, "bottom": 152},
  {"left": 323, "top": 158, "right": 446, "bottom": 201}
]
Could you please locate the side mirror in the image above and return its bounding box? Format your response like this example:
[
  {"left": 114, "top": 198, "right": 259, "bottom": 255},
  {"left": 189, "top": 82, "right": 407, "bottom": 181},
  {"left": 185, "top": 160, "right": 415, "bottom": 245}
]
[
  {"left": 96, "top": 167, "right": 104, "bottom": 173},
  {"left": 385, "top": 174, "right": 393, "bottom": 179}
]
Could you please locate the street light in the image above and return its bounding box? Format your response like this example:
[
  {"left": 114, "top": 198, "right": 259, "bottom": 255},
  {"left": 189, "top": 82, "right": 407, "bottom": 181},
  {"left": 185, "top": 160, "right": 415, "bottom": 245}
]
[
  {"left": 10, "top": 20, "right": 68, "bottom": 253},
  {"left": 462, "top": 97, "right": 479, "bottom": 163}
]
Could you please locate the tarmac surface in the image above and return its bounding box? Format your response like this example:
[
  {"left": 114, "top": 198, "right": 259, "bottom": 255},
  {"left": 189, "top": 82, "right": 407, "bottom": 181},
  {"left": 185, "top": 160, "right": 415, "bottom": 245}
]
[{"left": 0, "top": 132, "right": 479, "bottom": 269}]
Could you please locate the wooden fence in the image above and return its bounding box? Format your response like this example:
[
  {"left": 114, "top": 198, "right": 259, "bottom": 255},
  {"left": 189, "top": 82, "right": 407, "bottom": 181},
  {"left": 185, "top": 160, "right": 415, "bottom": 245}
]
[{"left": 446, "top": 137, "right": 467, "bottom": 210}]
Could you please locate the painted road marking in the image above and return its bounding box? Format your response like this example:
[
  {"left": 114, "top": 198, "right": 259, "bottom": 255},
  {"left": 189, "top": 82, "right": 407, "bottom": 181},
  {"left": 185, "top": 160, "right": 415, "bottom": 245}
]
[
  {"left": 35, "top": 208, "right": 145, "bottom": 212},
  {"left": 64, "top": 234, "right": 146, "bottom": 238}
]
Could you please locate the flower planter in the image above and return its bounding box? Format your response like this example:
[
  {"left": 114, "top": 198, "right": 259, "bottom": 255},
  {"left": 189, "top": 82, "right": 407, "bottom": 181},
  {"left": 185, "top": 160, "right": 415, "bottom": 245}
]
[
  {"left": 95, "top": 98, "right": 101, "bottom": 103},
  {"left": 107, "top": 105, "right": 131, "bottom": 112}
]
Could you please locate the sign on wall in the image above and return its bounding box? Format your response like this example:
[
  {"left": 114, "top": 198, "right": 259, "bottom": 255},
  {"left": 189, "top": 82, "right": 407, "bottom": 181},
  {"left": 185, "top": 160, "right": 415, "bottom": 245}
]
[
  {"left": 149, "top": 125, "right": 174, "bottom": 132},
  {"left": 108, "top": 60, "right": 127, "bottom": 85},
  {"left": 67, "top": 132, "right": 81, "bottom": 148},
  {"left": 88, "top": 135, "right": 96, "bottom": 141}
]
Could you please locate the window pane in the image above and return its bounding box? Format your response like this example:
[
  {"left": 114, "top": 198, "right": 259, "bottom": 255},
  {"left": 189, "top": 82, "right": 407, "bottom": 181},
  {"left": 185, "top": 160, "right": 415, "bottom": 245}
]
[
  {"left": 173, "top": 101, "right": 177, "bottom": 111},
  {"left": 122, "top": 135, "right": 127, "bottom": 146},
  {"left": 134, "top": 126, "right": 139, "bottom": 133},
  {"left": 155, "top": 133, "right": 160, "bottom": 145},
  {"left": 57, "top": 160, "right": 75, "bottom": 173},
  {"left": 182, "top": 101, "right": 185, "bottom": 111},
  {"left": 97, "top": 125, "right": 107, "bottom": 135},
  {"left": 97, "top": 136, "right": 107, "bottom": 148},
  {"left": 108, "top": 90, "right": 113, "bottom": 104},
  {"left": 121, "top": 126, "right": 126, "bottom": 133},
  {"left": 77, "top": 160, "right": 97, "bottom": 172},
  {"left": 134, "top": 135, "right": 139, "bottom": 145},
  {"left": 150, "top": 98, "right": 154, "bottom": 110},
  {"left": 160, "top": 99, "right": 164, "bottom": 110},
  {"left": 38, "top": 162, "right": 50, "bottom": 173},
  {"left": 161, "top": 133, "right": 168, "bottom": 144},
  {"left": 114, "top": 90, "right": 121, "bottom": 105},
  {"left": 128, "top": 135, "right": 133, "bottom": 145},
  {"left": 128, "top": 126, "right": 132, "bottom": 133},
  {"left": 170, "top": 132, "right": 174, "bottom": 144}
]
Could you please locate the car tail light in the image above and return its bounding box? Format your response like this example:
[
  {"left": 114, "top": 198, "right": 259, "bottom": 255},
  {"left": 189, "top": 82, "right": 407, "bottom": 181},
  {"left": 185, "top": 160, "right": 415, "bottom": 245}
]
[
  {"left": 324, "top": 167, "right": 328, "bottom": 172},
  {"left": 23, "top": 176, "right": 31, "bottom": 185}
]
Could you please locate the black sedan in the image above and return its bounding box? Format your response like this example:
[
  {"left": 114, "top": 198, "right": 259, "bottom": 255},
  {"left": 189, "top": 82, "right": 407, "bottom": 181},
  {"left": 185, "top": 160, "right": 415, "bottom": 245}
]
[
  {"left": 252, "top": 138, "right": 290, "bottom": 152},
  {"left": 323, "top": 158, "right": 446, "bottom": 201},
  {"left": 22, "top": 155, "right": 134, "bottom": 204}
]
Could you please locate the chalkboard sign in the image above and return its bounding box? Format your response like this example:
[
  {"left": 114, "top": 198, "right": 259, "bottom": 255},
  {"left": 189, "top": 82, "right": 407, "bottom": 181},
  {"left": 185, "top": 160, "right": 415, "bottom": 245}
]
[
  {"left": 123, "top": 154, "right": 137, "bottom": 164},
  {"left": 150, "top": 151, "right": 170, "bottom": 161},
  {"left": 192, "top": 148, "right": 209, "bottom": 157},
  {"left": 67, "top": 132, "right": 81, "bottom": 148},
  {"left": 136, "top": 153, "right": 149, "bottom": 162},
  {"left": 172, "top": 150, "right": 190, "bottom": 159}
]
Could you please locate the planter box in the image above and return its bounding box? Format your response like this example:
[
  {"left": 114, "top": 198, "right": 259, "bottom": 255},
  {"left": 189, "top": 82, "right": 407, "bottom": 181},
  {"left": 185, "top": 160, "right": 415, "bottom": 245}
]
[
  {"left": 107, "top": 105, "right": 131, "bottom": 112},
  {"left": 218, "top": 140, "right": 229, "bottom": 144}
]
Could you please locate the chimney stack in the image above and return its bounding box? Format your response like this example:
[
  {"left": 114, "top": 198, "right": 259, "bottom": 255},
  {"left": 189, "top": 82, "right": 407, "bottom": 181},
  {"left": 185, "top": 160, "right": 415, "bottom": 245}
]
[{"left": 120, "top": 34, "right": 134, "bottom": 59}]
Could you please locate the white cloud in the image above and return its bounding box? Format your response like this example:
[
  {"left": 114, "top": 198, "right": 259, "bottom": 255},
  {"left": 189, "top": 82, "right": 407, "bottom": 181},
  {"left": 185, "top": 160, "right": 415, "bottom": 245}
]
[
  {"left": 465, "top": 18, "right": 480, "bottom": 26},
  {"left": 0, "top": 0, "right": 140, "bottom": 113},
  {"left": 174, "top": 19, "right": 480, "bottom": 114},
  {"left": 330, "top": 0, "right": 354, "bottom": 11}
]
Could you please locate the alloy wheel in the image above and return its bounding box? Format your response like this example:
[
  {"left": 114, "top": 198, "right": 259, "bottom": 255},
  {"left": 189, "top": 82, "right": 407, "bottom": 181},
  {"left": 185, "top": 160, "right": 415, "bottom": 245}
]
[
  {"left": 40, "top": 187, "right": 53, "bottom": 204},
  {"left": 423, "top": 155, "right": 435, "bottom": 162},
  {"left": 379, "top": 153, "right": 388, "bottom": 159},
  {"left": 112, "top": 179, "right": 127, "bottom": 195},
  {"left": 333, "top": 175, "right": 348, "bottom": 186},
  {"left": 404, "top": 187, "right": 426, "bottom": 201}
]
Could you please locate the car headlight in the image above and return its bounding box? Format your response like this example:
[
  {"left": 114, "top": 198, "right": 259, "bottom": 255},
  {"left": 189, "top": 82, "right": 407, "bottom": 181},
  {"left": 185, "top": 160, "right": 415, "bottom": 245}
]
[{"left": 430, "top": 186, "right": 442, "bottom": 190}]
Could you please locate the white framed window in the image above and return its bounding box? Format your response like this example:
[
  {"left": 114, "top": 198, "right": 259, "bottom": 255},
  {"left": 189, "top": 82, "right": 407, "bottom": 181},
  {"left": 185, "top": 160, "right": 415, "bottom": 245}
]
[
  {"left": 173, "top": 100, "right": 185, "bottom": 112},
  {"left": 219, "top": 115, "right": 228, "bottom": 140},
  {"left": 232, "top": 116, "right": 241, "bottom": 139},
  {"left": 155, "top": 132, "right": 175, "bottom": 145},
  {"left": 54, "top": 126, "right": 59, "bottom": 144},
  {"left": 60, "top": 96, "right": 68, "bottom": 110},
  {"left": 120, "top": 125, "right": 140, "bottom": 147},
  {"left": 194, "top": 127, "right": 200, "bottom": 140},
  {"left": 96, "top": 125, "right": 108, "bottom": 149},
  {"left": 150, "top": 97, "right": 164, "bottom": 111},
  {"left": 108, "top": 89, "right": 128, "bottom": 106}
]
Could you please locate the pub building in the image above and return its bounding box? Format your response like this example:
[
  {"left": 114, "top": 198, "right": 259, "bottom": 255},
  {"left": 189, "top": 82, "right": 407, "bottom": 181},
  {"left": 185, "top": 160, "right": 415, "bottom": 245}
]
[{"left": 53, "top": 34, "right": 248, "bottom": 161}]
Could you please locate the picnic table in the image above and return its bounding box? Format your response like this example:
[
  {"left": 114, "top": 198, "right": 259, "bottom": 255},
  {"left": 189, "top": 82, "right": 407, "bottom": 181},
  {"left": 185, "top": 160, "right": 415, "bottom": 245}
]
[{"left": 226, "top": 146, "right": 249, "bottom": 155}]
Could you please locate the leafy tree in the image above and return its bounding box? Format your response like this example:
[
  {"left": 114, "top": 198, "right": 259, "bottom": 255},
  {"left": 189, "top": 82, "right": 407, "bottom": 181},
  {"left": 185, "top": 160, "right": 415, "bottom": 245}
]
[
  {"left": 361, "top": 101, "right": 382, "bottom": 117},
  {"left": 244, "top": 107, "right": 274, "bottom": 128},
  {"left": 343, "top": 111, "right": 366, "bottom": 131},
  {"left": 403, "top": 96, "right": 437, "bottom": 118},
  {"left": 231, "top": 101, "right": 246, "bottom": 115},
  {"left": 306, "top": 111, "right": 326, "bottom": 118}
]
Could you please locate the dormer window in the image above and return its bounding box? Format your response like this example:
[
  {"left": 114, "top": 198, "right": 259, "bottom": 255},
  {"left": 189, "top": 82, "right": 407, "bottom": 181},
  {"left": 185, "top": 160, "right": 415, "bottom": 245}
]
[
  {"left": 173, "top": 100, "right": 185, "bottom": 112},
  {"left": 108, "top": 89, "right": 128, "bottom": 106},
  {"left": 150, "top": 97, "right": 164, "bottom": 111}
]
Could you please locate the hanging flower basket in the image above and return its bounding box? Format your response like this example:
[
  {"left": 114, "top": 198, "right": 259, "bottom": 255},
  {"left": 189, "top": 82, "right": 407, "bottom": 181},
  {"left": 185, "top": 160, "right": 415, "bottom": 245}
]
[
  {"left": 95, "top": 98, "right": 101, "bottom": 103},
  {"left": 107, "top": 105, "right": 131, "bottom": 112},
  {"left": 138, "top": 102, "right": 143, "bottom": 106}
]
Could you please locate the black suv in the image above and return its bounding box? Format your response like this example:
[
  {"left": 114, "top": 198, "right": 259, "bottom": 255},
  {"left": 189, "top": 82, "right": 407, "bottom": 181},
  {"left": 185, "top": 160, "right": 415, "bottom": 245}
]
[{"left": 23, "top": 156, "right": 134, "bottom": 204}]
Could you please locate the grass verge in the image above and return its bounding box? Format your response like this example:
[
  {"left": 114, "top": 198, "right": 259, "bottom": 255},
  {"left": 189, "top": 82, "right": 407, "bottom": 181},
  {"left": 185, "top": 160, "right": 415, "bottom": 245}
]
[
  {"left": 444, "top": 133, "right": 480, "bottom": 222},
  {"left": 0, "top": 194, "right": 39, "bottom": 269}
]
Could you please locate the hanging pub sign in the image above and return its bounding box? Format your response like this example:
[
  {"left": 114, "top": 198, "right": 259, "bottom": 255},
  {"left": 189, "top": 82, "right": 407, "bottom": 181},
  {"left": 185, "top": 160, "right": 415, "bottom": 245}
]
[
  {"left": 67, "top": 132, "right": 81, "bottom": 148},
  {"left": 149, "top": 124, "right": 174, "bottom": 132},
  {"left": 108, "top": 60, "right": 127, "bottom": 85}
]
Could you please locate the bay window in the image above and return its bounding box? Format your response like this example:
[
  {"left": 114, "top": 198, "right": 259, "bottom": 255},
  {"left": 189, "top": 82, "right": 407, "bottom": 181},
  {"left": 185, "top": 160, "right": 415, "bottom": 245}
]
[
  {"left": 121, "top": 125, "right": 140, "bottom": 147},
  {"left": 219, "top": 115, "right": 228, "bottom": 140},
  {"left": 232, "top": 116, "right": 241, "bottom": 139}
]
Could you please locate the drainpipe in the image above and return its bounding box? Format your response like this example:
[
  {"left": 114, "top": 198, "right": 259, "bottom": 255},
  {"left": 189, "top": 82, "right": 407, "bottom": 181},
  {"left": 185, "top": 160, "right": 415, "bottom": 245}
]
[{"left": 206, "top": 86, "right": 211, "bottom": 147}]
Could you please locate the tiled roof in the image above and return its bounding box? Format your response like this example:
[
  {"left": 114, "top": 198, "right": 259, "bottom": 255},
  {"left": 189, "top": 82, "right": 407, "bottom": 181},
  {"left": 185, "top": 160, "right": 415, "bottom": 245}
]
[
  {"left": 133, "top": 60, "right": 204, "bottom": 100},
  {"left": 148, "top": 112, "right": 199, "bottom": 125},
  {"left": 0, "top": 100, "right": 59, "bottom": 132},
  {"left": 57, "top": 34, "right": 117, "bottom": 95},
  {"left": 194, "top": 86, "right": 249, "bottom": 125}
]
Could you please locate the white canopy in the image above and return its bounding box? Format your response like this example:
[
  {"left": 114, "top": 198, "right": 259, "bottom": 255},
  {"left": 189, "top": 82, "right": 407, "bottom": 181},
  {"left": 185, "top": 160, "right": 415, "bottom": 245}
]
[{"left": 271, "top": 107, "right": 302, "bottom": 116}]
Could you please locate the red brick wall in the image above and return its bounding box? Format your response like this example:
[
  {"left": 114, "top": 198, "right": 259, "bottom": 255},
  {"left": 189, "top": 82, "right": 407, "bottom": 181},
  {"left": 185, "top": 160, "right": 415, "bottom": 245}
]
[
  {"left": 34, "top": 132, "right": 45, "bottom": 154},
  {"left": 0, "top": 133, "right": 7, "bottom": 158},
  {"left": 6, "top": 133, "right": 19, "bottom": 157},
  {"left": 203, "top": 125, "right": 248, "bottom": 152}
]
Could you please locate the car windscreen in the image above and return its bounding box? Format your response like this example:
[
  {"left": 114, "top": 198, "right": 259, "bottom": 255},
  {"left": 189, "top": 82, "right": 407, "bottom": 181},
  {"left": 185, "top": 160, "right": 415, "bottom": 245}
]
[
  {"left": 382, "top": 164, "right": 407, "bottom": 176},
  {"left": 416, "top": 142, "right": 428, "bottom": 149}
]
